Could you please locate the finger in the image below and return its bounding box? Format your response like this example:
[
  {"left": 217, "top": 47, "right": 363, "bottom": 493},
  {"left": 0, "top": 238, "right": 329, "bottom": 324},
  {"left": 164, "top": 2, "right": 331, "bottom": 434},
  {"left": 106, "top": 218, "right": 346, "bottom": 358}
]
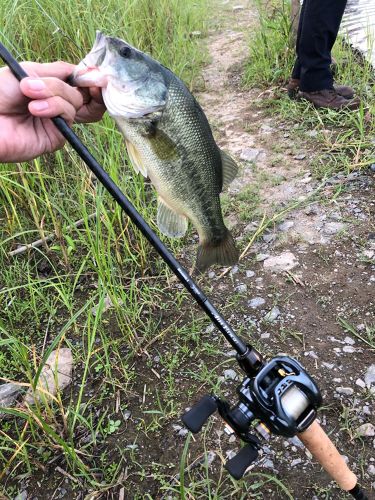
[
  {"left": 28, "top": 96, "right": 76, "bottom": 123},
  {"left": 20, "top": 61, "right": 76, "bottom": 81},
  {"left": 20, "top": 77, "right": 83, "bottom": 111}
]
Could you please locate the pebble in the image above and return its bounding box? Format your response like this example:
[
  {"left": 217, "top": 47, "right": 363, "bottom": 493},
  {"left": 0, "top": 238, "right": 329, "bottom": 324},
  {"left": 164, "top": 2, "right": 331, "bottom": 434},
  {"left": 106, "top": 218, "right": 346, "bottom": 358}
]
[
  {"left": 335, "top": 387, "right": 354, "bottom": 396},
  {"left": 344, "top": 336, "right": 355, "bottom": 345},
  {"left": 256, "top": 253, "right": 270, "bottom": 262},
  {"left": 304, "top": 351, "right": 318, "bottom": 359},
  {"left": 278, "top": 221, "right": 294, "bottom": 232},
  {"left": 262, "top": 459, "right": 275, "bottom": 469},
  {"left": 240, "top": 147, "right": 261, "bottom": 162},
  {"left": 205, "top": 324, "right": 215, "bottom": 334},
  {"left": 260, "top": 124, "right": 273, "bottom": 134},
  {"left": 322, "top": 362, "right": 335, "bottom": 369},
  {"left": 370, "top": 163, "right": 375, "bottom": 173},
  {"left": 264, "top": 306, "right": 281, "bottom": 322},
  {"left": 356, "top": 379, "right": 366, "bottom": 388},
  {"left": 260, "top": 333, "right": 270, "bottom": 339},
  {"left": 224, "top": 369, "right": 238, "bottom": 381},
  {"left": 293, "top": 153, "right": 306, "bottom": 160},
  {"left": 235, "top": 284, "right": 247, "bottom": 293},
  {"left": 291, "top": 458, "right": 302, "bottom": 467},
  {"left": 323, "top": 222, "right": 345, "bottom": 235},
  {"left": 343, "top": 346, "right": 356, "bottom": 353},
  {"left": 178, "top": 428, "right": 189, "bottom": 437},
  {"left": 356, "top": 423, "right": 375, "bottom": 437},
  {"left": 368, "top": 464, "right": 375, "bottom": 476},
  {"left": 248, "top": 297, "right": 265, "bottom": 308},
  {"left": 233, "top": 5, "right": 244, "bottom": 11},
  {"left": 263, "top": 252, "right": 298, "bottom": 272},
  {"left": 365, "top": 364, "right": 375, "bottom": 389},
  {"left": 246, "top": 270, "right": 255, "bottom": 278}
]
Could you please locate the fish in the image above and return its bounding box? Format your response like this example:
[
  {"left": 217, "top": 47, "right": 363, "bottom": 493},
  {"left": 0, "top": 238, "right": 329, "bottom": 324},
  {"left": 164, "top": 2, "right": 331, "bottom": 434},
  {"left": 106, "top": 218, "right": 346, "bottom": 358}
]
[{"left": 70, "top": 31, "right": 239, "bottom": 271}]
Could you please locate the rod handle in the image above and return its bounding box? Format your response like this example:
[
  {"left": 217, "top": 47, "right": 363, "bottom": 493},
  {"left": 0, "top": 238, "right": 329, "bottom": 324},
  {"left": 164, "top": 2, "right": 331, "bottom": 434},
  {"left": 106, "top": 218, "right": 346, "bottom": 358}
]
[{"left": 298, "top": 420, "right": 357, "bottom": 491}]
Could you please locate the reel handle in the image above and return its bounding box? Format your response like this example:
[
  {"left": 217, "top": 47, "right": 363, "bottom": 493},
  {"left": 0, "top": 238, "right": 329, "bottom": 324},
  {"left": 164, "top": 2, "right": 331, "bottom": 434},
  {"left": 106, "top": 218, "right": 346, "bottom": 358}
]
[
  {"left": 182, "top": 395, "right": 218, "bottom": 433},
  {"left": 298, "top": 421, "right": 363, "bottom": 496}
]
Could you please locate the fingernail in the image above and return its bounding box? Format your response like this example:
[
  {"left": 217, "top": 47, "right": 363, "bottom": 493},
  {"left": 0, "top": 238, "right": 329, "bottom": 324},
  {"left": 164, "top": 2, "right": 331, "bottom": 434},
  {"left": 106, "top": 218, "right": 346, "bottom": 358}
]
[
  {"left": 27, "top": 79, "right": 46, "bottom": 91},
  {"left": 32, "top": 100, "right": 49, "bottom": 111}
]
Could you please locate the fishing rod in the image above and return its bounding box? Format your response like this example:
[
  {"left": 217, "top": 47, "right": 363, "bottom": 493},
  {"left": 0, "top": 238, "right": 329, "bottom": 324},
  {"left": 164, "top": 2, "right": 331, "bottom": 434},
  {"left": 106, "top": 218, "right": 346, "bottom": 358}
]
[{"left": 0, "top": 42, "right": 368, "bottom": 499}]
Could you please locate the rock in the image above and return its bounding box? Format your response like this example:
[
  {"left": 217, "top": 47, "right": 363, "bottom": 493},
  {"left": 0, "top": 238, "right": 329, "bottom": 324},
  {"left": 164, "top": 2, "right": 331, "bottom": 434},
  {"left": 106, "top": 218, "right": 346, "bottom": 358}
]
[
  {"left": 260, "top": 333, "right": 270, "bottom": 339},
  {"left": 344, "top": 336, "right": 355, "bottom": 345},
  {"left": 262, "top": 459, "right": 275, "bottom": 469},
  {"left": 293, "top": 153, "right": 306, "bottom": 160},
  {"left": 343, "top": 346, "right": 356, "bottom": 353},
  {"left": 25, "top": 348, "right": 73, "bottom": 405},
  {"left": 278, "top": 221, "right": 294, "bottom": 232},
  {"left": 246, "top": 270, "right": 255, "bottom": 278},
  {"left": 208, "top": 271, "right": 215, "bottom": 279},
  {"left": 260, "top": 124, "right": 273, "bottom": 134},
  {"left": 356, "top": 379, "right": 366, "bottom": 388},
  {"left": 306, "top": 130, "right": 318, "bottom": 138},
  {"left": 178, "top": 428, "right": 189, "bottom": 437},
  {"left": 264, "top": 306, "right": 281, "bottom": 322},
  {"left": 235, "top": 284, "right": 247, "bottom": 293},
  {"left": 289, "top": 436, "right": 304, "bottom": 449},
  {"left": 323, "top": 222, "right": 345, "bottom": 235},
  {"left": 14, "top": 491, "right": 28, "bottom": 500},
  {"left": 365, "top": 365, "right": 375, "bottom": 389},
  {"left": 205, "top": 324, "right": 215, "bottom": 334},
  {"left": 263, "top": 252, "right": 298, "bottom": 272},
  {"left": 368, "top": 464, "right": 375, "bottom": 476},
  {"left": 322, "top": 362, "right": 335, "bottom": 369},
  {"left": 356, "top": 423, "right": 375, "bottom": 437},
  {"left": 230, "top": 265, "right": 239, "bottom": 275},
  {"left": 233, "top": 5, "right": 244, "bottom": 11},
  {"left": 0, "top": 383, "right": 23, "bottom": 413},
  {"left": 335, "top": 387, "right": 354, "bottom": 396},
  {"left": 256, "top": 253, "right": 270, "bottom": 262},
  {"left": 370, "top": 163, "right": 375, "bottom": 173},
  {"left": 248, "top": 297, "right": 265, "bottom": 308},
  {"left": 240, "top": 148, "right": 261, "bottom": 162},
  {"left": 224, "top": 369, "right": 238, "bottom": 381},
  {"left": 304, "top": 351, "right": 318, "bottom": 359},
  {"left": 123, "top": 410, "right": 131, "bottom": 420},
  {"left": 291, "top": 458, "right": 302, "bottom": 467},
  {"left": 92, "top": 294, "right": 123, "bottom": 316},
  {"left": 190, "top": 30, "right": 202, "bottom": 37}
]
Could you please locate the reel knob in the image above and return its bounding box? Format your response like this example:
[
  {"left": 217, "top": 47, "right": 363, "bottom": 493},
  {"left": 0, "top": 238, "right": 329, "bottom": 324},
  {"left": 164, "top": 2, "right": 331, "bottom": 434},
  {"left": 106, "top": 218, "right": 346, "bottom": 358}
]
[
  {"left": 225, "top": 443, "right": 259, "bottom": 479},
  {"left": 182, "top": 395, "right": 218, "bottom": 433}
]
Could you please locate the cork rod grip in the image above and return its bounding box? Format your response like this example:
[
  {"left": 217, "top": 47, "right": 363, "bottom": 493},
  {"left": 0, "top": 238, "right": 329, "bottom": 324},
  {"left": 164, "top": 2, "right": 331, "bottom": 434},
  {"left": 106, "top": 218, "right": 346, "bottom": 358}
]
[{"left": 298, "top": 420, "right": 357, "bottom": 491}]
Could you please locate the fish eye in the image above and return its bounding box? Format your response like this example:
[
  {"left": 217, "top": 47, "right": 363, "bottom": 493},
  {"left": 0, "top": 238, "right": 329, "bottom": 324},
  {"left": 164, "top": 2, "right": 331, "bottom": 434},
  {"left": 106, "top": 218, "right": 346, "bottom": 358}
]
[{"left": 119, "top": 46, "right": 132, "bottom": 58}]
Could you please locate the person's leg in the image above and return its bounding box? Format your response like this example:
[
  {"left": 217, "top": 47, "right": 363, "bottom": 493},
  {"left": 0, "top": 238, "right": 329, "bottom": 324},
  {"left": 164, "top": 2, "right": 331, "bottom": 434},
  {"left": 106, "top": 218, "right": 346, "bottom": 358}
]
[
  {"left": 298, "top": 0, "right": 347, "bottom": 92},
  {"left": 291, "top": 0, "right": 307, "bottom": 80}
]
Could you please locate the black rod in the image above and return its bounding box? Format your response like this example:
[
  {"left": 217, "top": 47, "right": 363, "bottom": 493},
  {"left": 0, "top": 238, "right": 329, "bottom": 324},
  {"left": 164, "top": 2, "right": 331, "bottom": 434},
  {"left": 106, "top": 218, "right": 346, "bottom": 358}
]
[{"left": 0, "top": 41, "right": 248, "bottom": 355}]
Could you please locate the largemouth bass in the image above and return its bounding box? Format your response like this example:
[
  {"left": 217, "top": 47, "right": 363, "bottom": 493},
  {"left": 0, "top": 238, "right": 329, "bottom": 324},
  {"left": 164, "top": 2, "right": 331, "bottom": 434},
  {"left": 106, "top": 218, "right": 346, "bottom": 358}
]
[{"left": 70, "top": 32, "right": 239, "bottom": 271}]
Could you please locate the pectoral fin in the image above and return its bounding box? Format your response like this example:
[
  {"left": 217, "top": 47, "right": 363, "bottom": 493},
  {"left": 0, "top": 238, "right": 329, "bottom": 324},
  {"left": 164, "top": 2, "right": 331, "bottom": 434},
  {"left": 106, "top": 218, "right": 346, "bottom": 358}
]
[
  {"left": 157, "top": 197, "right": 188, "bottom": 238},
  {"left": 220, "top": 150, "right": 239, "bottom": 191},
  {"left": 125, "top": 140, "right": 148, "bottom": 177}
]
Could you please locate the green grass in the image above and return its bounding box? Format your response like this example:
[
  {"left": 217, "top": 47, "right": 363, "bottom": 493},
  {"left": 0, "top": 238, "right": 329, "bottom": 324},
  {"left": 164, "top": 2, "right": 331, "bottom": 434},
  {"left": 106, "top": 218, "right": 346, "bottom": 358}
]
[
  {"left": 0, "top": 0, "right": 210, "bottom": 495},
  {"left": 244, "top": 0, "right": 375, "bottom": 179}
]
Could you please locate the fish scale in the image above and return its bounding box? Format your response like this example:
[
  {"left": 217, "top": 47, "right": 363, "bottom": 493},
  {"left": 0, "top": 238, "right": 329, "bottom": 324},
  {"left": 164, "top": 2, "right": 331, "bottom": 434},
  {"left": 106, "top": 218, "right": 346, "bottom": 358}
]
[{"left": 71, "top": 31, "right": 240, "bottom": 271}]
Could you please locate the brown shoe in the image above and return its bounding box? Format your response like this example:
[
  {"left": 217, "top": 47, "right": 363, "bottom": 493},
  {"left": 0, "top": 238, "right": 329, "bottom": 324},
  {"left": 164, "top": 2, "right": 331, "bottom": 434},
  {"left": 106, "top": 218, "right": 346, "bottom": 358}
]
[
  {"left": 297, "top": 89, "right": 360, "bottom": 110},
  {"left": 287, "top": 78, "right": 354, "bottom": 100}
]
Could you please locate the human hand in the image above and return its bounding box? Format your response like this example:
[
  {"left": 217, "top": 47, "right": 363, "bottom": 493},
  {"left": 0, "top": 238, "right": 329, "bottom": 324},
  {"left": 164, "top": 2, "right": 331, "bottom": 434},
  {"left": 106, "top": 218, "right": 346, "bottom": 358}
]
[{"left": 0, "top": 61, "right": 106, "bottom": 163}]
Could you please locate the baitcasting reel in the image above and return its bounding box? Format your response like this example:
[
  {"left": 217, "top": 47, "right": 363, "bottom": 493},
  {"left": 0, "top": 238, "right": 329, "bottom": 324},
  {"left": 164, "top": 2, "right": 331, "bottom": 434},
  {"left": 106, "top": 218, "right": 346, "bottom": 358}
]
[{"left": 182, "top": 353, "right": 322, "bottom": 479}]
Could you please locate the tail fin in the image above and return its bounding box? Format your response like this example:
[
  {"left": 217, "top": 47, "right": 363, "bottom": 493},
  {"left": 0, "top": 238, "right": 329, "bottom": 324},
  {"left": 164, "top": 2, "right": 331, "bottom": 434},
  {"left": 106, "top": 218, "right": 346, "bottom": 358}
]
[{"left": 195, "top": 229, "right": 239, "bottom": 272}]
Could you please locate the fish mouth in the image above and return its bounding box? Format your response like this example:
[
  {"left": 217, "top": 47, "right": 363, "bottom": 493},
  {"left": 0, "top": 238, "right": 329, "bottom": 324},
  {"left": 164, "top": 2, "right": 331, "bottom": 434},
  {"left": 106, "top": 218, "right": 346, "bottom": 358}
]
[{"left": 69, "top": 31, "right": 108, "bottom": 87}]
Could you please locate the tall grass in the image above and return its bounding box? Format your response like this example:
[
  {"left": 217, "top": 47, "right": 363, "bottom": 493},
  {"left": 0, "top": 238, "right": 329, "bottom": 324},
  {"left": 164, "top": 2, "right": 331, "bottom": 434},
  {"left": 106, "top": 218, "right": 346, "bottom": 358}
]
[{"left": 0, "top": 0, "right": 208, "bottom": 494}]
